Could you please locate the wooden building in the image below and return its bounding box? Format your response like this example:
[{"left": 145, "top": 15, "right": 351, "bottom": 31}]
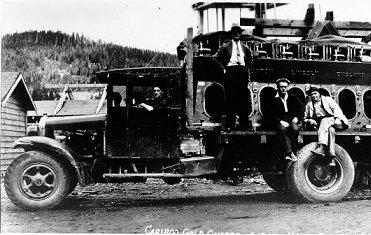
[{"left": 1, "top": 72, "right": 36, "bottom": 175}]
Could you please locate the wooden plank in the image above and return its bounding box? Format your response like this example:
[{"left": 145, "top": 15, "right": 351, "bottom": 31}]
[
  {"left": 262, "top": 28, "right": 309, "bottom": 37},
  {"left": 1, "top": 130, "right": 26, "bottom": 137},
  {"left": 1, "top": 112, "right": 27, "bottom": 121},
  {"left": 2, "top": 101, "right": 24, "bottom": 110},
  {"left": 0, "top": 136, "right": 20, "bottom": 142},
  {"left": 1, "top": 148, "right": 24, "bottom": 154},
  {"left": 2, "top": 125, "right": 26, "bottom": 132},
  {"left": 1, "top": 142, "right": 15, "bottom": 148},
  {"left": 338, "top": 30, "right": 371, "bottom": 37},
  {"left": 242, "top": 18, "right": 371, "bottom": 30},
  {"left": 333, "top": 21, "right": 371, "bottom": 30},
  {"left": 7, "top": 96, "right": 23, "bottom": 106},
  {"left": 241, "top": 18, "right": 315, "bottom": 28},
  {"left": 242, "top": 18, "right": 371, "bottom": 38},
  {"left": 186, "top": 27, "right": 194, "bottom": 126},
  {"left": 1, "top": 107, "right": 26, "bottom": 116},
  {"left": 45, "top": 83, "right": 106, "bottom": 89},
  {"left": 0, "top": 152, "right": 22, "bottom": 160},
  {"left": 1, "top": 119, "right": 25, "bottom": 126}
]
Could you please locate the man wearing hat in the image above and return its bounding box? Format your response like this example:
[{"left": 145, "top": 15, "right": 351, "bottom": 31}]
[
  {"left": 214, "top": 23, "right": 253, "bottom": 130},
  {"left": 272, "top": 78, "right": 304, "bottom": 161},
  {"left": 304, "top": 86, "right": 349, "bottom": 166}
]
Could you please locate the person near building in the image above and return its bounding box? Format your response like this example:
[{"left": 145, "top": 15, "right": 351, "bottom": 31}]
[
  {"left": 214, "top": 23, "right": 253, "bottom": 130},
  {"left": 303, "top": 86, "right": 349, "bottom": 166},
  {"left": 272, "top": 78, "right": 304, "bottom": 162}
]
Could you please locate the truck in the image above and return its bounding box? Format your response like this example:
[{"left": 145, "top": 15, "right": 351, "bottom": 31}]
[{"left": 4, "top": 2, "right": 371, "bottom": 209}]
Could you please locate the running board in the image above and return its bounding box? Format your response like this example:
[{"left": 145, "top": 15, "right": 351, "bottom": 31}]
[{"left": 103, "top": 156, "right": 217, "bottom": 179}]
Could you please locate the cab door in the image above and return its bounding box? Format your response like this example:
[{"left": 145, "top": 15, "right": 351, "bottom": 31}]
[{"left": 126, "top": 84, "right": 174, "bottom": 158}]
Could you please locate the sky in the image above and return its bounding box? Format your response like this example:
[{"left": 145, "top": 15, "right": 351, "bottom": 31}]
[{"left": 1, "top": 0, "right": 371, "bottom": 54}]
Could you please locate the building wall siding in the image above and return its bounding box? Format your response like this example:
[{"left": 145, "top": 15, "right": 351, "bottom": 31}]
[{"left": 1, "top": 95, "right": 26, "bottom": 175}]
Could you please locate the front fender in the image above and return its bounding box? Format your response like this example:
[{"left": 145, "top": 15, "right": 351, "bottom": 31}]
[{"left": 13, "top": 136, "right": 91, "bottom": 186}]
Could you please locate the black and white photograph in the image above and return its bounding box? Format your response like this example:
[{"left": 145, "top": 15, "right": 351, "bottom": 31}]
[{"left": 1, "top": 0, "right": 371, "bottom": 233}]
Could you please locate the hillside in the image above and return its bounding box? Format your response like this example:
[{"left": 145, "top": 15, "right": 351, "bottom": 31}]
[{"left": 1, "top": 30, "right": 179, "bottom": 100}]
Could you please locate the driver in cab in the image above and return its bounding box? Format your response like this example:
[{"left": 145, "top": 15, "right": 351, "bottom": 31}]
[{"left": 138, "top": 86, "right": 167, "bottom": 111}]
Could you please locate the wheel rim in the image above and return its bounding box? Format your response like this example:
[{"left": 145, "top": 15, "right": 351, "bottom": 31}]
[
  {"left": 305, "top": 155, "right": 344, "bottom": 194},
  {"left": 19, "top": 163, "right": 58, "bottom": 200}
]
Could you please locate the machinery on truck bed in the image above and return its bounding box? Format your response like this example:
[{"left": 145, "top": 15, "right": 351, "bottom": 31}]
[{"left": 4, "top": 2, "right": 371, "bottom": 209}]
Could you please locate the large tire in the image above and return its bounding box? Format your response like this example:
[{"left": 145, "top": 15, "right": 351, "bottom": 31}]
[
  {"left": 287, "top": 142, "right": 354, "bottom": 203},
  {"left": 4, "top": 151, "right": 72, "bottom": 210},
  {"left": 263, "top": 174, "right": 289, "bottom": 193}
]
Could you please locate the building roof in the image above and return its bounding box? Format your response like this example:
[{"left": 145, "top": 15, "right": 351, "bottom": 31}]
[
  {"left": 1, "top": 72, "right": 36, "bottom": 110},
  {"left": 28, "top": 100, "right": 107, "bottom": 117}
]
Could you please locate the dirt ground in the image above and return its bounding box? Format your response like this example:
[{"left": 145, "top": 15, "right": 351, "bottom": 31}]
[{"left": 2, "top": 176, "right": 371, "bottom": 234}]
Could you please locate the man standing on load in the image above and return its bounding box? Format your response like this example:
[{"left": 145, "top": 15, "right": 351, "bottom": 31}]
[
  {"left": 304, "top": 86, "right": 349, "bottom": 166},
  {"left": 214, "top": 23, "right": 253, "bottom": 131}
]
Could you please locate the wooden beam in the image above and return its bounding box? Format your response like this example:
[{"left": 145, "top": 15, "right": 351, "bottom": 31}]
[
  {"left": 242, "top": 18, "right": 371, "bottom": 38},
  {"left": 242, "top": 18, "right": 371, "bottom": 30},
  {"left": 53, "top": 85, "right": 69, "bottom": 115},
  {"left": 186, "top": 27, "right": 194, "bottom": 126},
  {"left": 262, "top": 28, "right": 310, "bottom": 37},
  {"left": 338, "top": 30, "right": 371, "bottom": 37},
  {"left": 95, "top": 85, "right": 107, "bottom": 114},
  {"left": 241, "top": 18, "right": 315, "bottom": 28},
  {"left": 45, "top": 83, "right": 106, "bottom": 89}
]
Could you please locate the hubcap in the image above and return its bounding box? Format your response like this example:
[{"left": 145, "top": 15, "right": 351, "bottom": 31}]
[
  {"left": 305, "top": 155, "right": 343, "bottom": 194},
  {"left": 19, "top": 163, "right": 58, "bottom": 199}
]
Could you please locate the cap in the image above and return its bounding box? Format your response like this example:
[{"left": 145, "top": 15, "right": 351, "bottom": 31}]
[{"left": 275, "top": 78, "right": 291, "bottom": 85}]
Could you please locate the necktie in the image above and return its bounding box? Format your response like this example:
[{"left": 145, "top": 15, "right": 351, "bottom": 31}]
[{"left": 236, "top": 42, "right": 243, "bottom": 65}]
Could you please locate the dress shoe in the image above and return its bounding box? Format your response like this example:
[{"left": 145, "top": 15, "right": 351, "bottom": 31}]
[{"left": 311, "top": 144, "right": 326, "bottom": 156}]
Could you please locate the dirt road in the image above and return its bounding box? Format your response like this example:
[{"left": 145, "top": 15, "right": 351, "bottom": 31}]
[{"left": 2, "top": 177, "right": 371, "bottom": 234}]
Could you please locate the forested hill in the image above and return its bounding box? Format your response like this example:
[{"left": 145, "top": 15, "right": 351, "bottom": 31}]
[{"left": 1, "top": 30, "right": 179, "bottom": 100}]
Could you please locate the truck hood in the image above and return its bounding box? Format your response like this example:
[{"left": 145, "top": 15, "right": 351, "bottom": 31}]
[{"left": 43, "top": 114, "right": 106, "bottom": 130}]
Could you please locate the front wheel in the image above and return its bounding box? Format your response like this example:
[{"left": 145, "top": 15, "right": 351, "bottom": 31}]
[
  {"left": 287, "top": 142, "right": 354, "bottom": 202},
  {"left": 4, "top": 151, "right": 72, "bottom": 210}
]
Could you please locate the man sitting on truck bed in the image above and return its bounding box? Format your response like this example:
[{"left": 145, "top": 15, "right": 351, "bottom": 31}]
[
  {"left": 272, "top": 78, "right": 304, "bottom": 162},
  {"left": 304, "top": 86, "right": 349, "bottom": 166}
]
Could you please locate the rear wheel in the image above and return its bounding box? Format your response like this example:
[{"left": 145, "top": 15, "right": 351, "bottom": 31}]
[
  {"left": 4, "top": 151, "right": 72, "bottom": 210},
  {"left": 287, "top": 142, "right": 354, "bottom": 202}
]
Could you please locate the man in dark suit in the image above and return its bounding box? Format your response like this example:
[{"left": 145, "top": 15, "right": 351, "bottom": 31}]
[
  {"left": 214, "top": 23, "right": 253, "bottom": 130},
  {"left": 272, "top": 78, "right": 304, "bottom": 161}
]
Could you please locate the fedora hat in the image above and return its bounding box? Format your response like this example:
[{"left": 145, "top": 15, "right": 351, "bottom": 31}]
[
  {"left": 230, "top": 23, "right": 244, "bottom": 33},
  {"left": 305, "top": 86, "right": 321, "bottom": 95},
  {"left": 275, "top": 78, "right": 291, "bottom": 85}
]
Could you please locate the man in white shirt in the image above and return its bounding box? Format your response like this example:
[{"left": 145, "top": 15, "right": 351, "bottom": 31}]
[
  {"left": 304, "top": 86, "right": 349, "bottom": 166},
  {"left": 214, "top": 23, "right": 253, "bottom": 130}
]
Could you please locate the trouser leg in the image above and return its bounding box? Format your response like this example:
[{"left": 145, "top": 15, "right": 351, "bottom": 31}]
[
  {"left": 328, "top": 126, "right": 336, "bottom": 156},
  {"left": 276, "top": 124, "right": 292, "bottom": 154},
  {"left": 224, "top": 67, "right": 248, "bottom": 129},
  {"left": 317, "top": 117, "right": 335, "bottom": 146},
  {"left": 289, "top": 122, "right": 299, "bottom": 153}
]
